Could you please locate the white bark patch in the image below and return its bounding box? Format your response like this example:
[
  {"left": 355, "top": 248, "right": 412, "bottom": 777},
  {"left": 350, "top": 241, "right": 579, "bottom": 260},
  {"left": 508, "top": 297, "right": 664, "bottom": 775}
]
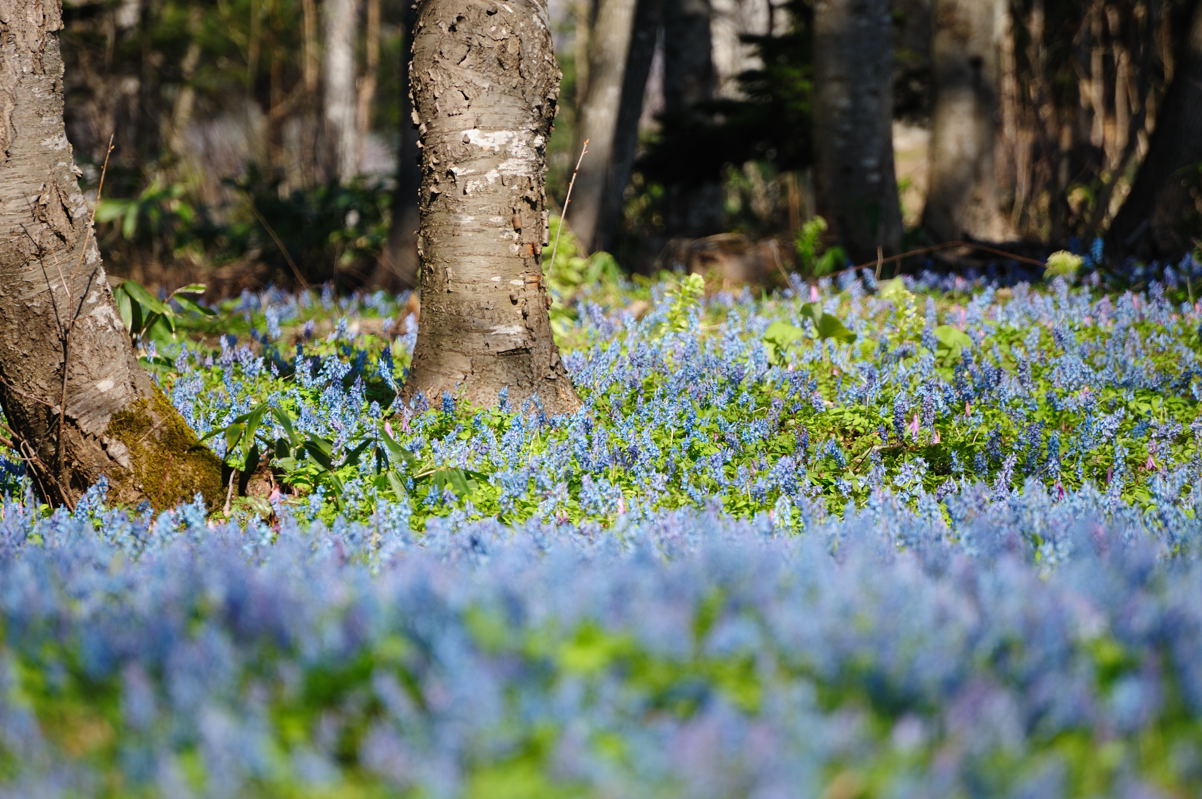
[
  {"left": 497, "top": 157, "right": 534, "bottom": 176},
  {"left": 95, "top": 378, "right": 115, "bottom": 393},
  {"left": 463, "top": 129, "right": 518, "bottom": 151},
  {"left": 490, "top": 324, "right": 525, "bottom": 336},
  {"left": 89, "top": 298, "right": 124, "bottom": 332}
]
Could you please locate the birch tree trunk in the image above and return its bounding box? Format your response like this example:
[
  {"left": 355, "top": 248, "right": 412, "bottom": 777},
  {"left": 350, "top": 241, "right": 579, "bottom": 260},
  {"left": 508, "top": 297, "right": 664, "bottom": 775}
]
[
  {"left": 923, "top": 0, "right": 1013, "bottom": 243},
  {"left": 812, "top": 0, "right": 902, "bottom": 263},
  {"left": 322, "top": 0, "right": 362, "bottom": 182},
  {"left": 401, "top": 0, "right": 579, "bottom": 415},
  {"left": 0, "top": 0, "right": 222, "bottom": 510},
  {"left": 1107, "top": 2, "right": 1202, "bottom": 260}
]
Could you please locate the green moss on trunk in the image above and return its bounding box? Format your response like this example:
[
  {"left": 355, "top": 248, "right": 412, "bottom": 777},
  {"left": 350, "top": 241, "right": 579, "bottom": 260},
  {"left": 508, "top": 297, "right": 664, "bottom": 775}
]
[{"left": 104, "top": 385, "right": 224, "bottom": 511}]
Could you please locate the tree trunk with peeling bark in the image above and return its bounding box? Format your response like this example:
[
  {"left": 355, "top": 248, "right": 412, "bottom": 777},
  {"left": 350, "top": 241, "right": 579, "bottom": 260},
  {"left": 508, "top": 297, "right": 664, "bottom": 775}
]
[
  {"left": 0, "top": 0, "right": 223, "bottom": 510},
  {"left": 812, "top": 0, "right": 902, "bottom": 263},
  {"left": 401, "top": 0, "right": 579, "bottom": 415},
  {"left": 924, "top": 0, "right": 1013, "bottom": 243}
]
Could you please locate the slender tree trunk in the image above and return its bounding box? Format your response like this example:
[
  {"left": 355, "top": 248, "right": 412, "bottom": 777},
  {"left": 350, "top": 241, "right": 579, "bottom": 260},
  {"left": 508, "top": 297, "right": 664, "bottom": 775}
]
[
  {"left": 374, "top": 0, "right": 420, "bottom": 291},
  {"left": 355, "top": 0, "right": 381, "bottom": 172},
  {"left": 0, "top": 0, "right": 222, "bottom": 510},
  {"left": 597, "top": 0, "right": 659, "bottom": 251},
  {"left": 402, "top": 0, "right": 579, "bottom": 414},
  {"left": 1107, "top": 2, "right": 1202, "bottom": 260},
  {"left": 322, "top": 0, "right": 362, "bottom": 182},
  {"left": 812, "top": 0, "right": 902, "bottom": 263},
  {"left": 569, "top": 0, "right": 644, "bottom": 251},
  {"left": 662, "top": 0, "right": 724, "bottom": 238},
  {"left": 923, "top": 0, "right": 1013, "bottom": 243}
]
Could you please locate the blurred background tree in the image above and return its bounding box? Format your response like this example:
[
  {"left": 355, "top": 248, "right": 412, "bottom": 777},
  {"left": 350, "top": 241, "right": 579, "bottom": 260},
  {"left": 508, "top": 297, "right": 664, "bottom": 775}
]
[{"left": 59, "top": 0, "right": 1202, "bottom": 295}]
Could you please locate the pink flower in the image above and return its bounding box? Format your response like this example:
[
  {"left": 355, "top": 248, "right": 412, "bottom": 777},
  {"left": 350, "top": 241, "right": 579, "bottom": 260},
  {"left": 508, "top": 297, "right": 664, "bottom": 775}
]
[
  {"left": 906, "top": 413, "right": 919, "bottom": 438},
  {"left": 932, "top": 430, "right": 941, "bottom": 444},
  {"left": 617, "top": 495, "right": 627, "bottom": 515},
  {"left": 809, "top": 284, "right": 820, "bottom": 303}
]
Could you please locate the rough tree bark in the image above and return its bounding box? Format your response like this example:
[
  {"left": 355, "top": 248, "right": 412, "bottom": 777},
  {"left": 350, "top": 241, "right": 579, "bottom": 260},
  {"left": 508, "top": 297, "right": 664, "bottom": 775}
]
[
  {"left": 401, "top": 0, "right": 580, "bottom": 415},
  {"left": 373, "top": 0, "right": 420, "bottom": 291},
  {"left": 812, "top": 0, "right": 902, "bottom": 263},
  {"left": 321, "top": 0, "right": 362, "bottom": 182},
  {"left": 923, "top": 0, "right": 1013, "bottom": 243},
  {"left": 1107, "top": 1, "right": 1202, "bottom": 260},
  {"left": 0, "top": 0, "right": 222, "bottom": 510}
]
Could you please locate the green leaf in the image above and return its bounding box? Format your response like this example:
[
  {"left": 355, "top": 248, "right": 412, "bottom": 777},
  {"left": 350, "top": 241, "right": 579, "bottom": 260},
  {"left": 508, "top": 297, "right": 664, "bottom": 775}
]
[
  {"left": 342, "top": 438, "right": 372, "bottom": 468},
  {"left": 303, "top": 437, "right": 335, "bottom": 470},
  {"left": 385, "top": 470, "right": 408, "bottom": 498},
  {"left": 173, "top": 295, "right": 217, "bottom": 317},
  {"left": 269, "top": 406, "right": 297, "bottom": 445},
  {"left": 245, "top": 442, "right": 261, "bottom": 474},
  {"left": 121, "top": 207, "right": 138, "bottom": 240},
  {"left": 223, "top": 422, "right": 245, "bottom": 453},
  {"left": 764, "top": 320, "right": 806, "bottom": 346},
  {"left": 814, "top": 312, "right": 856, "bottom": 343},
  {"left": 114, "top": 286, "right": 133, "bottom": 332},
  {"left": 119, "top": 280, "right": 171, "bottom": 317},
  {"left": 94, "top": 199, "right": 128, "bottom": 223},
  {"left": 934, "top": 325, "right": 972, "bottom": 351},
  {"left": 378, "top": 425, "right": 417, "bottom": 467},
  {"left": 878, "top": 277, "right": 909, "bottom": 299}
]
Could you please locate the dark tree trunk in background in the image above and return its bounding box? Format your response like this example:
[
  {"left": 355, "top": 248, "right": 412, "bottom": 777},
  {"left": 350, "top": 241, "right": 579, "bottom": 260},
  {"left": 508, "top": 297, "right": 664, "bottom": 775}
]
[
  {"left": 812, "top": 0, "right": 902, "bottom": 263},
  {"left": 571, "top": 0, "right": 658, "bottom": 253},
  {"left": 1107, "top": 2, "right": 1202, "bottom": 260},
  {"left": 924, "top": 0, "right": 1013, "bottom": 243},
  {"left": 0, "top": 0, "right": 223, "bottom": 510},
  {"left": 321, "top": 0, "right": 362, "bottom": 182},
  {"left": 662, "top": 0, "right": 725, "bottom": 239},
  {"left": 402, "top": 0, "right": 580, "bottom": 415},
  {"left": 374, "top": 1, "right": 420, "bottom": 291}
]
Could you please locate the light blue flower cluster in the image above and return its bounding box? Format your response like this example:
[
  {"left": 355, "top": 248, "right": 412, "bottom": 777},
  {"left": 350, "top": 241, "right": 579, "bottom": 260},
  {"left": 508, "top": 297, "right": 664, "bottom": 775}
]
[
  {"left": 1, "top": 476, "right": 1201, "bottom": 796},
  {"left": 0, "top": 259, "right": 1199, "bottom": 795}
]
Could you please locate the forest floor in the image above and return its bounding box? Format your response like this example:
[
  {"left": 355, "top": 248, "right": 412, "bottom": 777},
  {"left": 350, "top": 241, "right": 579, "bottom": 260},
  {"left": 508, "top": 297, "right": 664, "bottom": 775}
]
[{"left": 1, "top": 257, "right": 1201, "bottom": 796}]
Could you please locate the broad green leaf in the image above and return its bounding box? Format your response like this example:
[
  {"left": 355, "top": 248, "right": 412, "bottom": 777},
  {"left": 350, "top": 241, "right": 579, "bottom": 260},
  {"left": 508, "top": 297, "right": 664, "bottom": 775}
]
[
  {"left": 814, "top": 312, "right": 856, "bottom": 343},
  {"left": 934, "top": 325, "right": 972, "bottom": 351},
  {"left": 764, "top": 320, "right": 806, "bottom": 346}
]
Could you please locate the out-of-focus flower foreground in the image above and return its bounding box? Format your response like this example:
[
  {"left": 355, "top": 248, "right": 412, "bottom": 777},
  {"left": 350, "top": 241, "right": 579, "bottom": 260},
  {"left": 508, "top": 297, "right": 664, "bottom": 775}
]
[{"left": 3, "top": 256, "right": 1202, "bottom": 797}]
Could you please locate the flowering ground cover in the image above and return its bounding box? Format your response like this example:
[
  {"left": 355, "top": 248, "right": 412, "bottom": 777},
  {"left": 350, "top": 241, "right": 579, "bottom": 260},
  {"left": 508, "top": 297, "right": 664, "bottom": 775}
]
[{"left": 2, "top": 254, "right": 1202, "bottom": 797}]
